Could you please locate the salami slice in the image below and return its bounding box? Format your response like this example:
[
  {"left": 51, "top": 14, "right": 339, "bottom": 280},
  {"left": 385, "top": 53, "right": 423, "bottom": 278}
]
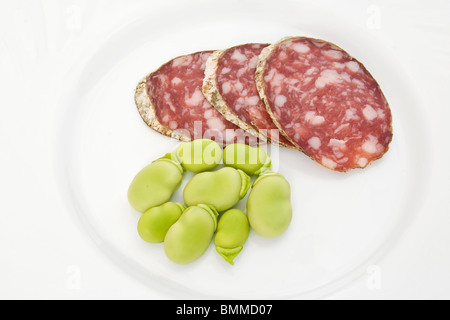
[
  {"left": 256, "top": 37, "right": 393, "bottom": 171},
  {"left": 203, "top": 44, "right": 295, "bottom": 148},
  {"left": 135, "top": 51, "right": 256, "bottom": 145}
]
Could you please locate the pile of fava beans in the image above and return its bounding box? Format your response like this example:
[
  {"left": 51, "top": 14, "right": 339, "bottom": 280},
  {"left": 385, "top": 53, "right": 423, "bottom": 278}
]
[{"left": 127, "top": 139, "right": 292, "bottom": 265}]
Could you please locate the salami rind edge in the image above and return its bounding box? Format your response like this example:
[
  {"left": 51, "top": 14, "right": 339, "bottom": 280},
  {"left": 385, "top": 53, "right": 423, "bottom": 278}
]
[
  {"left": 203, "top": 44, "right": 295, "bottom": 149},
  {"left": 255, "top": 40, "right": 300, "bottom": 149},
  {"left": 135, "top": 51, "right": 255, "bottom": 145},
  {"left": 202, "top": 49, "right": 263, "bottom": 141},
  {"left": 134, "top": 76, "right": 191, "bottom": 142}
]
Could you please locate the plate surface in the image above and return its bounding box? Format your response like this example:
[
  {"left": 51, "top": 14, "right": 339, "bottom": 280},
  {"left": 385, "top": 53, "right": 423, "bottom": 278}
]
[{"left": 56, "top": 0, "right": 429, "bottom": 299}]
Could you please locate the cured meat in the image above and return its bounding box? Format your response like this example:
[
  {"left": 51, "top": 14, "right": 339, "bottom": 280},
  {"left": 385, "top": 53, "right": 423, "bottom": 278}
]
[
  {"left": 135, "top": 51, "right": 257, "bottom": 145},
  {"left": 256, "top": 37, "right": 393, "bottom": 171},
  {"left": 203, "top": 44, "right": 295, "bottom": 148}
]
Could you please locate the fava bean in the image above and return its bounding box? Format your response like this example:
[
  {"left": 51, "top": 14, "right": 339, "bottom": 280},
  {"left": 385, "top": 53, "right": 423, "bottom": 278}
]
[
  {"left": 137, "top": 202, "right": 186, "bottom": 243},
  {"left": 223, "top": 143, "right": 271, "bottom": 175},
  {"left": 164, "top": 204, "right": 219, "bottom": 264},
  {"left": 247, "top": 172, "right": 292, "bottom": 238},
  {"left": 173, "top": 139, "right": 222, "bottom": 173},
  {"left": 128, "top": 157, "right": 184, "bottom": 213},
  {"left": 214, "top": 209, "right": 249, "bottom": 265},
  {"left": 183, "top": 167, "right": 251, "bottom": 212}
]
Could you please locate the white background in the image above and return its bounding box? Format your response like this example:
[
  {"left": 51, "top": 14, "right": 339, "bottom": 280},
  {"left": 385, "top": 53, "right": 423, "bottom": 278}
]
[{"left": 0, "top": 0, "right": 449, "bottom": 299}]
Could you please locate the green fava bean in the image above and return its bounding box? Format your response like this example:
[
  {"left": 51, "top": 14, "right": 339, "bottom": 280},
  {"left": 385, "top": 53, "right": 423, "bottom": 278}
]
[
  {"left": 183, "top": 167, "right": 251, "bottom": 212},
  {"left": 247, "top": 172, "right": 292, "bottom": 238},
  {"left": 223, "top": 143, "right": 271, "bottom": 175},
  {"left": 128, "top": 157, "right": 184, "bottom": 213},
  {"left": 173, "top": 139, "right": 222, "bottom": 173},
  {"left": 214, "top": 209, "right": 249, "bottom": 265},
  {"left": 164, "top": 204, "right": 219, "bottom": 264},
  {"left": 137, "top": 202, "right": 186, "bottom": 243}
]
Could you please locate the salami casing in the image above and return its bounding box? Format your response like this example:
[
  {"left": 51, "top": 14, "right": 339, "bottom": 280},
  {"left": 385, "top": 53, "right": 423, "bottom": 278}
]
[
  {"left": 256, "top": 37, "right": 393, "bottom": 171},
  {"left": 135, "top": 51, "right": 257, "bottom": 145},
  {"left": 203, "top": 44, "right": 295, "bottom": 148}
]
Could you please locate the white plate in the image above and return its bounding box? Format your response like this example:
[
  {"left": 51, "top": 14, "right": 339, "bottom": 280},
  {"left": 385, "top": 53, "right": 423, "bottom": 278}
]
[{"left": 55, "top": 0, "right": 430, "bottom": 299}]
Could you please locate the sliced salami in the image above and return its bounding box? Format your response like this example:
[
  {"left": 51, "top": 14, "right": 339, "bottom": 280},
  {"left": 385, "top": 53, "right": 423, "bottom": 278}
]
[
  {"left": 203, "top": 44, "right": 295, "bottom": 148},
  {"left": 256, "top": 37, "right": 393, "bottom": 171},
  {"left": 135, "top": 51, "right": 256, "bottom": 145}
]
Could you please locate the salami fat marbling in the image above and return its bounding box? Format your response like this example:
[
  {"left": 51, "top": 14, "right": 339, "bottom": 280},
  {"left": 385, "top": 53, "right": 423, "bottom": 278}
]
[
  {"left": 203, "top": 44, "right": 295, "bottom": 148},
  {"left": 135, "top": 51, "right": 257, "bottom": 145},
  {"left": 256, "top": 37, "right": 393, "bottom": 171}
]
